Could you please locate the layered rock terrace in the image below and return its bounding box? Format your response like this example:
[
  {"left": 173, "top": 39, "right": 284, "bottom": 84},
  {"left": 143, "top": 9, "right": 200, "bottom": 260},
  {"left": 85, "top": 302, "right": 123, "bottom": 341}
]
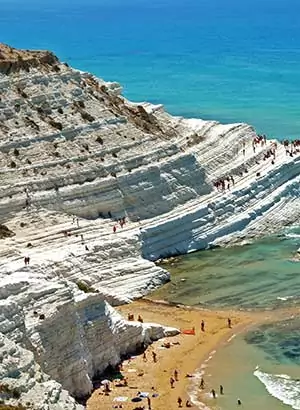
[{"left": 0, "top": 44, "right": 300, "bottom": 409}]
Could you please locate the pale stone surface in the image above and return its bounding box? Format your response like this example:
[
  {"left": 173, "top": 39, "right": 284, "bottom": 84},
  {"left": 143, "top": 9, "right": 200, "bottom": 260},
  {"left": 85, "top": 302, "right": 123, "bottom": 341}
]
[{"left": 0, "top": 44, "right": 300, "bottom": 407}]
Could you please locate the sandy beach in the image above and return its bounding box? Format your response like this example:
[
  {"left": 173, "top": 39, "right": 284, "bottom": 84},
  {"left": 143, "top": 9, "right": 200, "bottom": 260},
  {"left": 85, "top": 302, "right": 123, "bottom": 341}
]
[{"left": 87, "top": 299, "right": 255, "bottom": 410}]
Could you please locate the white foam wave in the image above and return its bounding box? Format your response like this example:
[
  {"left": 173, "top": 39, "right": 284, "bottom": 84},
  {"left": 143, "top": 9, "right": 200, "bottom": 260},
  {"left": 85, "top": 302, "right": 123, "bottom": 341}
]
[
  {"left": 187, "top": 368, "right": 211, "bottom": 410},
  {"left": 277, "top": 296, "right": 294, "bottom": 301},
  {"left": 254, "top": 369, "right": 300, "bottom": 409},
  {"left": 285, "top": 233, "right": 300, "bottom": 239}
]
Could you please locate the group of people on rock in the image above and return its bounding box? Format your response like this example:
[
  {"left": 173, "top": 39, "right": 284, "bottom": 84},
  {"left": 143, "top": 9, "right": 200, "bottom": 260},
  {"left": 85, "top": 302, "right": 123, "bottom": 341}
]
[
  {"left": 252, "top": 134, "right": 267, "bottom": 152},
  {"left": 212, "top": 132, "right": 296, "bottom": 194},
  {"left": 127, "top": 313, "right": 144, "bottom": 323},
  {"left": 214, "top": 175, "right": 235, "bottom": 192},
  {"left": 263, "top": 145, "right": 277, "bottom": 162},
  {"left": 113, "top": 216, "right": 126, "bottom": 233},
  {"left": 283, "top": 139, "right": 300, "bottom": 156}
]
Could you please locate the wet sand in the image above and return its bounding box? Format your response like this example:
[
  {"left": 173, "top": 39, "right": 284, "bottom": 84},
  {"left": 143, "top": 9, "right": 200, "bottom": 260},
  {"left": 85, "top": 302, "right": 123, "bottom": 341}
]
[{"left": 87, "top": 299, "right": 255, "bottom": 410}]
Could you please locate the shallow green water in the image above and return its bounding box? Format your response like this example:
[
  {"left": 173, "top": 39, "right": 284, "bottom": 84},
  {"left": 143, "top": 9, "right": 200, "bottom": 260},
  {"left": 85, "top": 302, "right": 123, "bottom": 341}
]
[
  {"left": 152, "top": 229, "right": 300, "bottom": 310},
  {"left": 200, "top": 323, "right": 300, "bottom": 410},
  {"left": 151, "top": 227, "right": 300, "bottom": 409}
]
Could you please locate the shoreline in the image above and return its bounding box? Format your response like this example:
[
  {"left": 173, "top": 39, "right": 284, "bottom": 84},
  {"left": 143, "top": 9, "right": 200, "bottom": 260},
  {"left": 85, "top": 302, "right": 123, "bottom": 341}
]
[
  {"left": 86, "top": 299, "right": 255, "bottom": 410},
  {"left": 86, "top": 299, "right": 300, "bottom": 410}
]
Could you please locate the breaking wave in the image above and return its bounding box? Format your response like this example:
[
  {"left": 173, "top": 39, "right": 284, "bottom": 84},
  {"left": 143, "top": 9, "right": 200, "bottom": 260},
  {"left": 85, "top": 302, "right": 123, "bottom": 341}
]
[{"left": 254, "top": 369, "right": 300, "bottom": 409}]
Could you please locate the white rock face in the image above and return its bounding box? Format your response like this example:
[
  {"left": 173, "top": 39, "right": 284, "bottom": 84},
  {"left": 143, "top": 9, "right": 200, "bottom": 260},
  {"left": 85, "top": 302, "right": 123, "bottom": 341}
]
[
  {"left": 0, "top": 269, "right": 178, "bottom": 403},
  {"left": 0, "top": 332, "right": 83, "bottom": 410},
  {"left": 0, "top": 44, "right": 300, "bottom": 407}
]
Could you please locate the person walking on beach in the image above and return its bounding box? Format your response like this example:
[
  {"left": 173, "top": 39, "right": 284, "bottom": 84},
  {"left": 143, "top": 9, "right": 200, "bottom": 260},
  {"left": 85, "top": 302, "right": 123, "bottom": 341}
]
[
  {"left": 211, "top": 389, "right": 216, "bottom": 399},
  {"left": 170, "top": 377, "right": 175, "bottom": 388},
  {"left": 177, "top": 396, "right": 183, "bottom": 407},
  {"left": 200, "top": 378, "right": 205, "bottom": 389},
  {"left": 113, "top": 225, "right": 117, "bottom": 233},
  {"left": 152, "top": 351, "right": 157, "bottom": 363},
  {"left": 228, "top": 318, "right": 232, "bottom": 328},
  {"left": 201, "top": 320, "right": 205, "bottom": 332},
  {"left": 237, "top": 398, "right": 242, "bottom": 405},
  {"left": 143, "top": 352, "right": 147, "bottom": 362},
  {"left": 220, "top": 385, "right": 224, "bottom": 395},
  {"left": 174, "top": 369, "right": 179, "bottom": 381},
  {"left": 147, "top": 396, "right": 151, "bottom": 410}
]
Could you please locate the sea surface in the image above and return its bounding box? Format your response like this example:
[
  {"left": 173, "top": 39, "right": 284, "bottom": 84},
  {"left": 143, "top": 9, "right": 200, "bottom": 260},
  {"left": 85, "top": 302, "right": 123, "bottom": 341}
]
[
  {"left": 2, "top": 0, "right": 300, "bottom": 138},
  {"left": 151, "top": 227, "right": 300, "bottom": 410},
  {"left": 2, "top": 0, "right": 300, "bottom": 408}
]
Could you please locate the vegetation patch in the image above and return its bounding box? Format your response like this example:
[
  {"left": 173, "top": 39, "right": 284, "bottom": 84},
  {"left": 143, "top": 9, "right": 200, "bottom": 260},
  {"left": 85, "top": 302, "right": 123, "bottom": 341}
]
[
  {"left": 76, "top": 281, "right": 97, "bottom": 293},
  {"left": 0, "top": 225, "right": 15, "bottom": 239}
]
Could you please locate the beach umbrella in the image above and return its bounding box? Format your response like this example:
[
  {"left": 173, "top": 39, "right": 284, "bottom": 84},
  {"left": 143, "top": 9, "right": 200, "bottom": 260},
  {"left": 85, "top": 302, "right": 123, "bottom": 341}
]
[
  {"left": 131, "top": 397, "right": 142, "bottom": 402},
  {"left": 101, "top": 379, "right": 110, "bottom": 385}
]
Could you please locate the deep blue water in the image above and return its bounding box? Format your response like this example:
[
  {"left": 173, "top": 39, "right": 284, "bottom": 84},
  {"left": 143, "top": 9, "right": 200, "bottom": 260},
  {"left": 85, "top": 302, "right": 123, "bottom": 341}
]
[{"left": 2, "top": 0, "right": 300, "bottom": 138}]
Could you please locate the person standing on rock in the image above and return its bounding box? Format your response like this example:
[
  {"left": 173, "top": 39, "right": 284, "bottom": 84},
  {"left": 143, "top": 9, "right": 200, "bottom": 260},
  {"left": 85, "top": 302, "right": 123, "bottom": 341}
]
[{"left": 200, "top": 377, "right": 205, "bottom": 389}]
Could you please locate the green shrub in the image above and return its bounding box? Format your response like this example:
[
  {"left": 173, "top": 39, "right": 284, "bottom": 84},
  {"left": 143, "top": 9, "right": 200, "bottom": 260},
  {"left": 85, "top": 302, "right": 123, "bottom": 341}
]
[{"left": 76, "top": 281, "right": 96, "bottom": 293}]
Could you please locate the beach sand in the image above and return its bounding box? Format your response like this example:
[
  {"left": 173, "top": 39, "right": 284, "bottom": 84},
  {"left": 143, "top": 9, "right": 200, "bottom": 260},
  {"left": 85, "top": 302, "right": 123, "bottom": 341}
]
[{"left": 87, "top": 299, "right": 255, "bottom": 410}]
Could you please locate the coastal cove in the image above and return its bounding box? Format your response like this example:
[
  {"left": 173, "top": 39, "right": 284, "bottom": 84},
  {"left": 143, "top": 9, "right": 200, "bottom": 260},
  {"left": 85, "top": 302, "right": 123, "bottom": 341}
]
[
  {"left": 151, "top": 227, "right": 300, "bottom": 310},
  {"left": 1, "top": 41, "right": 300, "bottom": 410},
  {"left": 147, "top": 228, "right": 300, "bottom": 410}
]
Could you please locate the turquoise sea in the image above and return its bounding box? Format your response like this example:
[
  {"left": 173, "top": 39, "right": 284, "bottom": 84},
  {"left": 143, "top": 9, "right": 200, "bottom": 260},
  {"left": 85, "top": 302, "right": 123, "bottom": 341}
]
[
  {"left": 2, "top": 0, "right": 300, "bottom": 408},
  {"left": 2, "top": 0, "right": 300, "bottom": 138}
]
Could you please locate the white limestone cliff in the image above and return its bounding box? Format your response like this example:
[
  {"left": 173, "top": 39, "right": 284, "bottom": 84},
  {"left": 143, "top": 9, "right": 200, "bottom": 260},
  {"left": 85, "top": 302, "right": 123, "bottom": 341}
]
[{"left": 0, "top": 43, "right": 300, "bottom": 407}]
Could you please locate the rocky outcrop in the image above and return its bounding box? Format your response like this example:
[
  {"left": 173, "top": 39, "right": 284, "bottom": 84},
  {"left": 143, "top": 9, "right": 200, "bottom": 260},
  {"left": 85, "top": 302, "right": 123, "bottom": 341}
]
[
  {"left": 0, "top": 333, "right": 83, "bottom": 410},
  {"left": 0, "top": 268, "right": 178, "bottom": 403},
  {"left": 0, "top": 44, "right": 58, "bottom": 75},
  {"left": 1, "top": 43, "right": 300, "bottom": 408}
]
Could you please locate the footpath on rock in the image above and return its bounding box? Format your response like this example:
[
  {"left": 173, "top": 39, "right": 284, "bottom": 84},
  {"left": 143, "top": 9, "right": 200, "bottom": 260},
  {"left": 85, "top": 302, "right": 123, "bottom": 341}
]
[{"left": 0, "top": 43, "right": 300, "bottom": 410}]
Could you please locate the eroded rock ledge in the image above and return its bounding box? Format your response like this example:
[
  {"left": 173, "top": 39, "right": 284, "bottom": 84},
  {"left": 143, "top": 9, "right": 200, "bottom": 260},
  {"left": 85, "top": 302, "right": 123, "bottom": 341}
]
[
  {"left": 0, "top": 44, "right": 59, "bottom": 75},
  {"left": 0, "top": 43, "right": 300, "bottom": 409}
]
